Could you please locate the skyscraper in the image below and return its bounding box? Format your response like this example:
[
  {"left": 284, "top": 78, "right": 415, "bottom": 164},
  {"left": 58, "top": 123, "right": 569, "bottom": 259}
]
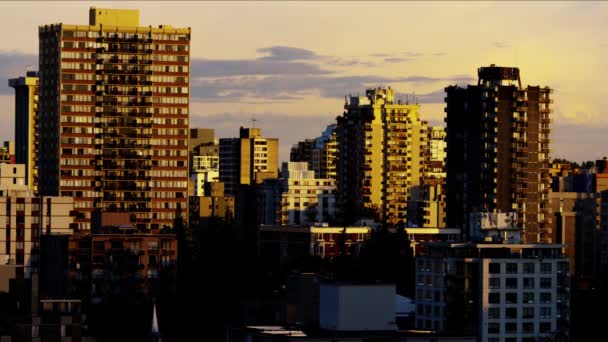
[
  {"left": 445, "top": 65, "right": 552, "bottom": 242},
  {"left": 9, "top": 71, "right": 39, "bottom": 192},
  {"left": 38, "top": 8, "right": 190, "bottom": 230},
  {"left": 336, "top": 87, "right": 429, "bottom": 225},
  {"left": 219, "top": 127, "right": 278, "bottom": 196}
]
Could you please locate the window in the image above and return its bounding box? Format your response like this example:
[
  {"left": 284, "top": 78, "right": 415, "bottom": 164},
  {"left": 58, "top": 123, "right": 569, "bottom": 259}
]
[
  {"left": 506, "top": 292, "right": 518, "bottom": 304},
  {"left": 505, "top": 322, "right": 517, "bottom": 333},
  {"left": 489, "top": 277, "right": 500, "bottom": 289},
  {"left": 488, "top": 307, "right": 500, "bottom": 319},
  {"left": 541, "top": 263, "right": 552, "bottom": 274},
  {"left": 540, "top": 278, "right": 552, "bottom": 289},
  {"left": 524, "top": 278, "right": 535, "bottom": 289},
  {"left": 506, "top": 308, "right": 518, "bottom": 319},
  {"left": 488, "top": 323, "right": 500, "bottom": 334},
  {"left": 489, "top": 263, "right": 500, "bottom": 274},
  {"left": 506, "top": 278, "right": 518, "bottom": 289},
  {"left": 506, "top": 263, "right": 517, "bottom": 274},
  {"left": 523, "top": 262, "right": 535, "bottom": 274},
  {"left": 523, "top": 307, "right": 534, "bottom": 319},
  {"left": 489, "top": 293, "right": 500, "bottom": 304},
  {"left": 540, "top": 307, "right": 551, "bottom": 318},
  {"left": 523, "top": 322, "right": 534, "bottom": 333},
  {"left": 540, "top": 322, "right": 551, "bottom": 333}
]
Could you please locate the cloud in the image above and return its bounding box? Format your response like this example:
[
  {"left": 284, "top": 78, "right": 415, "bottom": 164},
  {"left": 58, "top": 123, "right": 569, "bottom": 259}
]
[
  {"left": 257, "top": 46, "right": 317, "bottom": 61},
  {"left": 401, "top": 51, "right": 424, "bottom": 57},
  {"left": 190, "top": 74, "right": 474, "bottom": 101},
  {"left": 384, "top": 57, "right": 409, "bottom": 63},
  {"left": 190, "top": 58, "right": 331, "bottom": 77},
  {"left": 492, "top": 41, "right": 511, "bottom": 49}
]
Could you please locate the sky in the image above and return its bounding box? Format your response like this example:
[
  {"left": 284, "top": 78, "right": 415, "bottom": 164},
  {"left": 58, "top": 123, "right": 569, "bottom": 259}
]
[{"left": 0, "top": 1, "right": 606, "bottom": 162}]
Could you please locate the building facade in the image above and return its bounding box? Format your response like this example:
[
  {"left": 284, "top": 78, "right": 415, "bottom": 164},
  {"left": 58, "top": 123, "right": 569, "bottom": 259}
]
[
  {"left": 415, "top": 243, "right": 570, "bottom": 341},
  {"left": 258, "top": 162, "right": 336, "bottom": 226},
  {"left": 290, "top": 124, "right": 338, "bottom": 180},
  {"left": 38, "top": 8, "right": 190, "bottom": 230},
  {"left": 258, "top": 225, "right": 371, "bottom": 266},
  {"left": 188, "top": 182, "right": 235, "bottom": 227},
  {"left": 336, "top": 87, "right": 429, "bottom": 225},
  {"left": 0, "top": 141, "right": 15, "bottom": 164},
  {"left": 0, "top": 165, "right": 75, "bottom": 279},
  {"left": 9, "top": 72, "right": 39, "bottom": 192},
  {"left": 445, "top": 65, "right": 552, "bottom": 243},
  {"left": 219, "top": 127, "right": 278, "bottom": 196}
]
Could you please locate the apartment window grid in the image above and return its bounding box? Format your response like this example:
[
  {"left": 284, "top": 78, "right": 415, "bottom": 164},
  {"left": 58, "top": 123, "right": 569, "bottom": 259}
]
[
  {"left": 414, "top": 257, "right": 446, "bottom": 332},
  {"left": 484, "top": 259, "right": 558, "bottom": 341}
]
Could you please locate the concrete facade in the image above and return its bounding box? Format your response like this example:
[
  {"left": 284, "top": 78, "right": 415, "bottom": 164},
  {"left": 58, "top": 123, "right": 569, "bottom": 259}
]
[
  {"left": 9, "top": 72, "right": 39, "bottom": 192},
  {"left": 38, "top": 8, "right": 190, "bottom": 230},
  {"left": 446, "top": 65, "right": 552, "bottom": 243},
  {"left": 219, "top": 127, "right": 279, "bottom": 196},
  {"left": 337, "top": 87, "right": 429, "bottom": 225}
]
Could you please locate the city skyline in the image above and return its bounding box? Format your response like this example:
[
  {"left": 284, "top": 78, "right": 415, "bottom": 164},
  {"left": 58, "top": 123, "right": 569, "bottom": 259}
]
[{"left": 0, "top": 1, "right": 607, "bottom": 162}]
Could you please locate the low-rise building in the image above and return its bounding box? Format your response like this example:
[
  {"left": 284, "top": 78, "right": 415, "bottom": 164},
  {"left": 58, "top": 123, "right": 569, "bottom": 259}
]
[
  {"left": 67, "top": 212, "right": 178, "bottom": 303},
  {"left": 404, "top": 227, "right": 460, "bottom": 256},
  {"left": 0, "top": 164, "right": 75, "bottom": 279},
  {"left": 258, "top": 225, "right": 371, "bottom": 265}
]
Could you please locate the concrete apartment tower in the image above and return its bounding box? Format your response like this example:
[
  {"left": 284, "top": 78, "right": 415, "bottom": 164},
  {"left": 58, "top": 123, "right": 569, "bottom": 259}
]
[
  {"left": 290, "top": 124, "right": 338, "bottom": 180},
  {"left": 336, "top": 87, "right": 429, "bottom": 225},
  {"left": 219, "top": 127, "right": 279, "bottom": 196},
  {"left": 445, "top": 65, "right": 552, "bottom": 243},
  {"left": 38, "top": 8, "right": 191, "bottom": 230},
  {"left": 9, "top": 71, "right": 39, "bottom": 193}
]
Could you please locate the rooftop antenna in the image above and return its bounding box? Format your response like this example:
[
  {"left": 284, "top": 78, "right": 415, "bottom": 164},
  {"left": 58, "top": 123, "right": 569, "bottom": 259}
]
[
  {"left": 26, "top": 65, "right": 32, "bottom": 72},
  {"left": 250, "top": 115, "right": 258, "bottom": 128}
]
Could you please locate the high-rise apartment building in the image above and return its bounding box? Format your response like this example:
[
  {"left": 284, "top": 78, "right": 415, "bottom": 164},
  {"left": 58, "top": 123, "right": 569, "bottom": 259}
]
[
  {"left": 219, "top": 127, "right": 278, "bottom": 196},
  {"left": 336, "top": 87, "right": 428, "bottom": 225},
  {"left": 291, "top": 124, "right": 338, "bottom": 180},
  {"left": 445, "top": 65, "right": 552, "bottom": 242},
  {"left": 9, "top": 71, "right": 39, "bottom": 192},
  {"left": 38, "top": 8, "right": 190, "bottom": 230}
]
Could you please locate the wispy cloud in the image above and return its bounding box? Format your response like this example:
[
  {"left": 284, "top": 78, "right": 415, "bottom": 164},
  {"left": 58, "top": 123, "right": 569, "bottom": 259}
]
[
  {"left": 190, "top": 74, "right": 474, "bottom": 101},
  {"left": 492, "top": 41, "right": 511, "bottom": 49},
  {"left": 257, "top": 46, "right": 318, "bottom": 61},
  {"left": 384, "top": 57, "right": 410, "bottom": 63}
]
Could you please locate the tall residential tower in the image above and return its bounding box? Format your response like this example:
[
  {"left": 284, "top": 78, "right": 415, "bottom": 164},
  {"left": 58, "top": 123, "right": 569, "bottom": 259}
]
[
  {"left": 9, "top": 71, "right": 39, "bottom": 192},
  {"left": 38, "top": 8, "right": 190, "bottom": 230},
  {"left": 445, "top": 65, "right": 552, "bottom": 243},
  {"left": 336, "top": 87, "right": 429, "bottom": 225}
]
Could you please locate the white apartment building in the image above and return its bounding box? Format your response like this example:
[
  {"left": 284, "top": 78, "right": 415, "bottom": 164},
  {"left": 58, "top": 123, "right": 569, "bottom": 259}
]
[
  {"left": 258, "top": 162, "right": 336, "bottom": 226},
  {"left": 415, "top": 243, "right": 570, "bottom": 342}
]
